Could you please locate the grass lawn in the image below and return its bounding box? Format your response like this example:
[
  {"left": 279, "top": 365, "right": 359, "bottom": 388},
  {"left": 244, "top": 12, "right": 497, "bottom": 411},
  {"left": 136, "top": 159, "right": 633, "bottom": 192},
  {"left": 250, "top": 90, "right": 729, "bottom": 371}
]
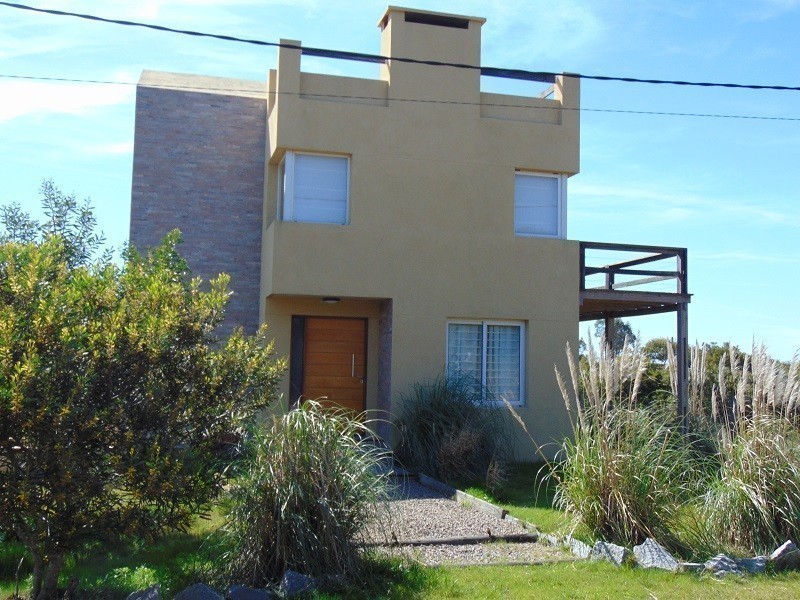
[
  {"left": 462, "top": 462, "right": 569, "bottom": 533},
  {"left": 433, "top": 463, "right": 800, "bottom": 599},
  {"left": 0, "top": 513, "right": 224, "bottom": 599},
  {"left": 5, "top": 464, "right": 800, "bottom": 599},
  {"left": 419, "top": 562, "right": 800, "bottom": 599}
]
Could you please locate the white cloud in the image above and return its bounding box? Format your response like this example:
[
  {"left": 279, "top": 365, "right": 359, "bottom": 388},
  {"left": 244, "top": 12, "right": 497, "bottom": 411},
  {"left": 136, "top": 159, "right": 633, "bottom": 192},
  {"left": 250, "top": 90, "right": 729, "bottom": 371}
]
[
  {"left": 129, "top": 0, "right": 162, "bottom": 20},
  {"left": 0, "top": 17, "right": 96, "bottom": 61},
  {"left": 55, "top": 0, "right": 304, "bottom": 20},
  {"left": 662, "top": 37, "right": 734, "bottom": 59},
  {"left": 116, "top": 0, "right": 321, "bottom": 25},
  {"left": 639, "top": 1, "right": 699, "bottom": 20},
  {"left": 0, "top": 0, "right": 319, "bottom": 65},
  {"left": 0, "top": 34, "right": 79, "bottom": 61},
  {"left": 451, "top": 0, "right": 604, "bottom": 64},
  {"left": 571, "top": 182, "right": 797, "bottom": 226},
  {"left": 0, "top": 80, "right": 133, "bottom": 123}
]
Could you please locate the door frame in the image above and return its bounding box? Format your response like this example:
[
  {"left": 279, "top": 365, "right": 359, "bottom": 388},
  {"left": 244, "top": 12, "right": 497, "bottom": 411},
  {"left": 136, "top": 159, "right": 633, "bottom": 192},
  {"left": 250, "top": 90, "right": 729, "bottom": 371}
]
[{"left": 289, "top": 315, "right": 368, "bottom": 411}]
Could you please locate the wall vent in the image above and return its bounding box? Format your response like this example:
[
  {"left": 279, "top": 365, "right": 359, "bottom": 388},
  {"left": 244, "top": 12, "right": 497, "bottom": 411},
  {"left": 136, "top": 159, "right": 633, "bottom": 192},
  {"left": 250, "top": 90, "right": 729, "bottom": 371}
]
[{"left": 404, "top": 11, "right": 469, "bottom": 29}]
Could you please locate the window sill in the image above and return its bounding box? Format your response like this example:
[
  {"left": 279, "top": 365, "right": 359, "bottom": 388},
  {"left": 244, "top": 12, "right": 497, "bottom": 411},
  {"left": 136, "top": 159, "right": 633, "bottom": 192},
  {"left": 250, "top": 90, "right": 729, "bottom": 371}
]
[
  {"left": 514, "top": 231, "right": 564, "bottom": 239},
  {"left": 280, "top": 220, "right": 350, "bottom": 226}
]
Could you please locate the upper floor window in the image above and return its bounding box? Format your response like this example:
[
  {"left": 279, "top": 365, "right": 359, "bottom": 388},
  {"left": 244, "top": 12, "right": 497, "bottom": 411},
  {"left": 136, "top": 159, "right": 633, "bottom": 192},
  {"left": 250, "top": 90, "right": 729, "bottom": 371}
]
[
  {"left": 280, "top": 151, "right": 349, "bottom": 224},
  {"left": 514, "top": 172, "right": 566, "bottom": 238}
]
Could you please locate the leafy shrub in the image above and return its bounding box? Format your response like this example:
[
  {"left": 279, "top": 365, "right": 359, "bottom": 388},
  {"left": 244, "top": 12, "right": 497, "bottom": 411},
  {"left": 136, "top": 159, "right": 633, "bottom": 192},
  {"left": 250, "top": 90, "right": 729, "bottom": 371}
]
[
  {"left": 393, "top": 374, "right": 514, "bottom": 488},
  {"left": 0, "top": 231, "right": 284, "bottom": 600},
  {"left": 220, "top": 401, "right": 390, "bottom": 587}
]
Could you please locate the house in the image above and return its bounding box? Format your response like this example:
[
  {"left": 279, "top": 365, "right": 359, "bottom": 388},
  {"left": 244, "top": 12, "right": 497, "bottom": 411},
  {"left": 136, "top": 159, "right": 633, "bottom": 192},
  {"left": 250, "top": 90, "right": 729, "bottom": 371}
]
[{"left": 130, "top": 6, "right": 690, "bottom": 459}]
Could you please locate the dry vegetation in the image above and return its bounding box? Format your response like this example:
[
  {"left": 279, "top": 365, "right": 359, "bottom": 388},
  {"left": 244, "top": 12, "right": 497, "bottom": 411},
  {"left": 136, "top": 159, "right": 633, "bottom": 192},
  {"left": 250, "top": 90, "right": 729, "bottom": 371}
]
[{"left": 552, "top": 336, "right": 800, "bottom": 557}]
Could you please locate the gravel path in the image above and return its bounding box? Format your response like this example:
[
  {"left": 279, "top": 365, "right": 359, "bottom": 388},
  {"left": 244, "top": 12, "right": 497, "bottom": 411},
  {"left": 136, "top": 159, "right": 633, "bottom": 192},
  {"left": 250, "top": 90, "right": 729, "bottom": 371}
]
[
  {"left": 361, "top": 476, "right": 572, "bottom": 566},
  {"left": 383, "top": 541, "right": 571, "bottom": 566}
]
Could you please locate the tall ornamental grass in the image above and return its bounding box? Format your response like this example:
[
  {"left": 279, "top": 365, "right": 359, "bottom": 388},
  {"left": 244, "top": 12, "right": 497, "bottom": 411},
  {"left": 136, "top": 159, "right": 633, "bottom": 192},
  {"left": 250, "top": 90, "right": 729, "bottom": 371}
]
[
  {"left": 220, "top": 401, "right": 390, "bottom": 587},
  {"left": 393, "top": 373, "right": 514, "bottom": 488},
  {"left": 546, "top": 336, "right": 800, "bottom": 556},
  {"left": 693, "top": 345, "right": 800, "bottom": 554},
  {"left": 704, "top": 417, "right": 800, "bottom": 554},
  {"left": 553, "top": 337, "right": 709, "bottom": 550}
]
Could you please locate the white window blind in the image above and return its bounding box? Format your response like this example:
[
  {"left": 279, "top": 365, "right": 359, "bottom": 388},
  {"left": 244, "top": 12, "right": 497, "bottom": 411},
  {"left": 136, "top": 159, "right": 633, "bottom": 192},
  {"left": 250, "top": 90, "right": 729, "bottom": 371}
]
[
  {"left": 514, "top": 173, "right": 564, "bottom": 238},
  {"left": 486, "top": 324, "right": 521, "bottom": 404},
  {"left": 281, "top": 152, "right": 349, "bottom": 224},
  {"left": 447, "top": 323, "right": 482, "bottom": 385},
  {"left": 447, "top": 320, "right": 525, "bottom": 406}
]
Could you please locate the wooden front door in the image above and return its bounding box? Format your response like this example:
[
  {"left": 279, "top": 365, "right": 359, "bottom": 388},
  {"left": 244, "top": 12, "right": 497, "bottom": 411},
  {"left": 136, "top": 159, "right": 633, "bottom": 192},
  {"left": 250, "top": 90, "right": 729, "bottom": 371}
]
[{"left": 302, "top": 317, "right": 367, "bottom": 413}]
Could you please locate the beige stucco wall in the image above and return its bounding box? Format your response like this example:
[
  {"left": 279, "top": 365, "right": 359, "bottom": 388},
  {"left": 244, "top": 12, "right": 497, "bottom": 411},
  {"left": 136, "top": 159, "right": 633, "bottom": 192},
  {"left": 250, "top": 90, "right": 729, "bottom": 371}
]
[{"left": 258, "top": 7, "right": 581, "bottom": 460}]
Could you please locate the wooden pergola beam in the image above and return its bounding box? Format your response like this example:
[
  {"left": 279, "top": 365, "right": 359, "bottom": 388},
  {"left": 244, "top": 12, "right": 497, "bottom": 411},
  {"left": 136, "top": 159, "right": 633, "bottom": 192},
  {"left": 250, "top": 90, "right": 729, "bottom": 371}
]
[
  {"left": 585, "top": 266, "right": 680, "bottom": 278},
  {"left": 598, "top": 251, "right": 674, "bottom": 271},
  {"left": 609, "top": 275, "right": 676, "bottom": 290},
  {"left": 580, "top": 290, "right": 691, "bottom": 305},
  {"left": 579, "top": 241, "right": 685, "bottom": 254},
  {"left": 579, "top": 303, "right": 685, "bottom": 322}
]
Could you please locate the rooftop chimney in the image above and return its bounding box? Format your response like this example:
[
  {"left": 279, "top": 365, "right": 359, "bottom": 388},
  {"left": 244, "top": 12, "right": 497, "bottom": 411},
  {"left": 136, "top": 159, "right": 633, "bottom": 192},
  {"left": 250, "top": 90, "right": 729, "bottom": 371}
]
[{"left": 379, "top": 6, "right": 485, "bottom": 104}]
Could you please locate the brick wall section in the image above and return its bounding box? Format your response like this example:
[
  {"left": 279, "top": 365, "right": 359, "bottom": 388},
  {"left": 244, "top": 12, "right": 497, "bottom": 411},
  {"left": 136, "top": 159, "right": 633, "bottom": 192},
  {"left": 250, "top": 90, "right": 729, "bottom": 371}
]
[{"left": 130, "top": 85, "right": 267, "bottom": 337}]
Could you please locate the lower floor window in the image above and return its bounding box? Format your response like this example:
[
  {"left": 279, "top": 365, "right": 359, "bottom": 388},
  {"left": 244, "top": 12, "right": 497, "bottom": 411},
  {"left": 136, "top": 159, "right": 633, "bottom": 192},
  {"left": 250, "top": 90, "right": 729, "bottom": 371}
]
[{"left": 447, "top": 320, "right": 525, "bottom": 406}]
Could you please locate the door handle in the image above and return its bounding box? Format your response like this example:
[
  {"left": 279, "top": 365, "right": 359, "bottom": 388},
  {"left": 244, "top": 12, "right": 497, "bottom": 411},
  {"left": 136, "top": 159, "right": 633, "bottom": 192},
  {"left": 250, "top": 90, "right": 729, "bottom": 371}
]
[{"left": 352, "top": 355, "right": 364, "bottom": 384}]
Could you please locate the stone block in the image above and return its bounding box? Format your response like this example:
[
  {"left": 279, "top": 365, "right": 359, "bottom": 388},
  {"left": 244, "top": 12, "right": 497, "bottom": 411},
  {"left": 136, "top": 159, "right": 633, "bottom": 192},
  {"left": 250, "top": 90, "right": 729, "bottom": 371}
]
[
  {"left": 173, "top": 583, "right": 223, "bottom": 600},
  {"left": 540, "top": 533, "right": 561, "bottom": 547},
  {"left": 279, "top": 570, "right": 316, "bottom": 597},
  {"left": 770, "top": 540, "right": 800, "bottom": 572},
  {"left": 589, "top": 540, "right": 631, "bottom": 567},
  {"left": 227, "top": 584, "right": 279, "bottom": 600},
  {"left": 736, "top": 556, "right": 767, "bottom": 574},
  {"left": 633, "top": 538, "right": 679, "bottom": 571},
  {"left": 566, "top": 535, "right": 591, "bottom": 559},
  {"left": 125, "top": 585, "right": 161, "bottom": 600},
  {"left": 704, "top": 554, "right": 742, "bottom": 577}
]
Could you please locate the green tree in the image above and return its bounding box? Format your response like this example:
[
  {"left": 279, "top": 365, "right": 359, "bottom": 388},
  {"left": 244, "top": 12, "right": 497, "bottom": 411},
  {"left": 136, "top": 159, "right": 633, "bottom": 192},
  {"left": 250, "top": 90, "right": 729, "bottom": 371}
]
[
  {"left": 0, "top": 180, "right": 108, "bottom": 267},
  {"left": 643, "top": 337, "right": 670, "bottom": 365},
  {"left": 0, "top": 196, "right": 285, "bottom": 599},
  {"left": 593, "top": 319, "right": 637, "bottom": 354},
  {"left": 640, "top": 338, "right": 673, "bottom": 403}
]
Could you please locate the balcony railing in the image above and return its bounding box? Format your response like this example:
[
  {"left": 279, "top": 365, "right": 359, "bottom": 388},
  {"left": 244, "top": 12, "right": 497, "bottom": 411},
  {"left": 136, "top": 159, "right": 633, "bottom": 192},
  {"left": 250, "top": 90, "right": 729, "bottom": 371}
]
[
  {"left": 579, "top": 240, "right": 691, "bottom": 424},
  {"left": 579, "top": 241, "right": 689, "bottom": 321}
]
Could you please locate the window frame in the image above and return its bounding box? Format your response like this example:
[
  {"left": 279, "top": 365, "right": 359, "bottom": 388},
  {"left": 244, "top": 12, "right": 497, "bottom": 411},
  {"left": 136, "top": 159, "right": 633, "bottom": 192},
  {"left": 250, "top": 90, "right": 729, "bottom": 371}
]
[
  {"left": 514, "top": 171, "right": 567, "bottom": 239},
  {"left": 279, "top": 150, "right": 351, "bottom": 225},
  {"left": 445, "top": 319, "right": 526, "bottom": 407}
]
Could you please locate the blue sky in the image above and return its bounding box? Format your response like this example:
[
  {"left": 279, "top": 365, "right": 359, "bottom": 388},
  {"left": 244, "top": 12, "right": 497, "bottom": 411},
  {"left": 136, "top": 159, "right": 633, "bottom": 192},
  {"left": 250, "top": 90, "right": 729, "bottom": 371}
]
[{"left": 1, "top": 0, "right": 798, "bottom": 359}]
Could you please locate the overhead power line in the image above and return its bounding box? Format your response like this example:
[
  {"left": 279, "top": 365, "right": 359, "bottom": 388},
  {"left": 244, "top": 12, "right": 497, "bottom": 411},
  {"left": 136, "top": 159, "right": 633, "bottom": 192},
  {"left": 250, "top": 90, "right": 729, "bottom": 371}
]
[
  {"left": 2, "top": 1, "right": 800, "bottom": 92},
  {"left": 3, "top": 73, "right": 799, "bottom": 122}
]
